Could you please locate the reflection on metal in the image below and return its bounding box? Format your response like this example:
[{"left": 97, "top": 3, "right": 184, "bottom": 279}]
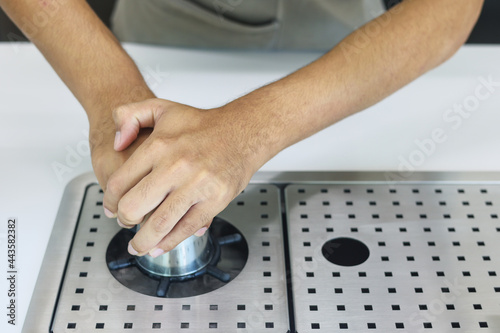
[
  {"left": 135, "top": 230, "right": 215, "bottom": 278},
  {"left": 106, "top": 218, "right": 247, "bottom": 298},
  {"left": 23, "top": 172, "right": 500, "bottom": 332}
]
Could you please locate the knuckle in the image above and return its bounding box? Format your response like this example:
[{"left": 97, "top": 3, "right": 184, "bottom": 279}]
[
  {"left": 152, "top": 214, "right": 171, "bottom": 234},
  {"left": 138, "top": 179, "right": 154, "bottom": 200},
  {"left": 105, "top": 176, "right": 122, "bottom": 197},
  {"left": 112, "top": 105, "right": 127, "bottom": 118},
  {"left": 198, "top": 211, "right": 213, "bottom": 227},
  {"left": 169, "top": 193, "right": 188, "bottom": 210},
  {"left": 149, "top": 136, "right": 169, "bottom": 152},
  {"left": 171, "top": 157, "right": 193, "bottom": 175},
  {"left": 207, "top": 180, "right": 232, "bottom": 203},
  {"left": 192, "top": 174, "right": 222, "bottom": 201},
  {"left": 182, "top": 220, "right": 200, "bottom": 236},
  {"left": 117, "top": 202, "right": 137, "bottom": 223}
]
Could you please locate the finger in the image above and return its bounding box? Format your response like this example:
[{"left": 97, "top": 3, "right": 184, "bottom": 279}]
[
  {"left": 194, "top": 226, "right": 209, "bottom": 237},
  {"left": 103, "top": 142, "right": 155, "bottom": 217},
  {"left": 115, "top": 168, "right": 175, "bottom": 227},
  {"left": 113, "top": 99, "right": 173, "bottom": 151},
  {"left": 128, "top": 189, "right": 199, "bottom": 255},
  {"left": 147, "top": 203, "right": 216, "bottom": 257}
]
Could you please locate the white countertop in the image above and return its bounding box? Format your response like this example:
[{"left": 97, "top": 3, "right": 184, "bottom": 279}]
[{"left": 1, "top": 42, "right": 500, "bottom": 332}]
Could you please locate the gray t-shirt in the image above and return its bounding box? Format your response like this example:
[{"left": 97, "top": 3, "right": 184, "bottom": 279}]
[{"left": 111, "top": 0, "right": 386, "bottom": 51}]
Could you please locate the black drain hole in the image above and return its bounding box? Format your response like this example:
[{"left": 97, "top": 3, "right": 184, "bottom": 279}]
[{"left": 322, "top": 237, "right": 370, "bottom": 266}]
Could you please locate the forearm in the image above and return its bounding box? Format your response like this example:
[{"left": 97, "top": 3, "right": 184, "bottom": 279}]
[
  {"left": 226, "top": 0, "right": 484, "bottom": 162},
  {"left": 0, "top": 0, "right": 154, "bottom": 130}
]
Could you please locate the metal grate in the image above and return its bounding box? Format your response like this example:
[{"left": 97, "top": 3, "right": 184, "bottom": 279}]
[
  {"left": 286, "top": 183, "right": 500, "bottom": 332},
  {"left": 52, "top": 184, "right": 289, "bottom": 332}
]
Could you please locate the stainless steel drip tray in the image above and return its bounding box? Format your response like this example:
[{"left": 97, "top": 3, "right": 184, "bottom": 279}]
[{"left": 23, "top": 172, "right": 500, "bottom": 332}]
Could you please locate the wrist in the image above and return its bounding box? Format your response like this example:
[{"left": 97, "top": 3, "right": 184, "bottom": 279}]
[
  {"left": 214, "top": 102, "right": 285, "bottom": 173},
  {"left": 86, "top": 84, "right": 156, "bottom": 126},
  {"left": 87, "top": 87, "right": 156, "bottom": 148}
]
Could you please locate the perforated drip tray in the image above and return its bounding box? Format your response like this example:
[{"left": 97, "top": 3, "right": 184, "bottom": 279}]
[
  {"left": 23, "top": 172, "right": 500, "bottom": 332},
  {"left": 53, "top": 183, "right": 288, "bottom": 332},
  {"left": 286, "top": 183, "right": 500, "bottom": 332}
]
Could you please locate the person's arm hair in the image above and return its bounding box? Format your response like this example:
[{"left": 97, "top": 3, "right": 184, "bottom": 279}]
[
  {"left": 0, "top": 0, "right": 154, "bottom": 132},
  {"left": 223, "top": 0, "right": 485, "bottom": 155},
  {"left": 100, "top": 0, "right": 485, "bottom": 256}
]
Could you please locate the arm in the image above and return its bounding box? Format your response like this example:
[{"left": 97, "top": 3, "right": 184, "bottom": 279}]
[
  {"left": 104, "top": 0, "right": 483, "bottom": 256},
  {"left": 0, "top": 0, "right": 155, "bottom": 186},
  {"left": 224, "top": 0, "right": 484, "bottom": 153}
]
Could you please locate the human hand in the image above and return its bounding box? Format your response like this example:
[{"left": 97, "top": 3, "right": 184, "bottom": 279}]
[
  {"left": 102, "top": 98, "right": 272, "bottom": 257},
  {"left": 89, "top": 117, "right": 152, "bottom": 193}
]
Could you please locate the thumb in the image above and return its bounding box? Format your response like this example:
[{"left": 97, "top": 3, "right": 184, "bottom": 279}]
[{"left": 112, "top": 99, "right": 166, "bottom": 151}]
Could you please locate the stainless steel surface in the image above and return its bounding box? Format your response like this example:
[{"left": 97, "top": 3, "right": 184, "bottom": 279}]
[
  {"left": 23, "top": 171, "right": 500, "bottom": 332},
  {"left": 250, "top": 171, "right": 500, "bottom": 185},
  {"left": 106, "top": 218, "right": 249, "bottom": 298},
  {"left": 287, "top": 183, "right": 500, "bottom": 332},
  {"left": 22, "top": 172, "right": 97, "bottom": 333},
  {"left": 136, "top": 230, "right": 214, "bottom": 277},
  {"left": 49, "top": 182, "right": 289, "bottom": 332}
]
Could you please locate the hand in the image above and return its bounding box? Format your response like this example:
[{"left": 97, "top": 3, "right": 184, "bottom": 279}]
[
  {"left": 102, "top": 98, "right": 271, "bottom": 257},
  {"left": 89, "top": 117, "right": 152, "bottom": 194}
]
